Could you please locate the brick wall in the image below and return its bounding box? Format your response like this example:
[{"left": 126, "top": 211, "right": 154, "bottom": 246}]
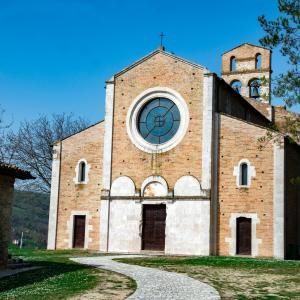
[
  {"left": 55, "top": 122, "right": 104, "bottom": 250},
  {"left": 274, "top": 106, "right": 299, "bottom": 128},
  {"left": 218, "top": 114, "right": 274, "bottom": 257},
  {"left": 221, "top": 44, "right": 271, "bottom": 102},
  {"left": 0, "top": 175, "right": 15, "bottom": 269},
  {"left": 111, "top": 52, "right": 205, "bottom": 190},
  {"left": 222, "top": 44, "right": 271, "bottom": 74}
]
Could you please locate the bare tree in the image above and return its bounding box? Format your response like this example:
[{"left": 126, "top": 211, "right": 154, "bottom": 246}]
[
  {"left": 0, "top": 106, "right": 13, "bottom": 163},
  {"left": 7, "top": 113, "right": 90, "bottom": 193}
]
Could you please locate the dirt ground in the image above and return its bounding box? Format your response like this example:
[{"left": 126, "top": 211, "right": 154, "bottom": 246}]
[
  {"left": 117, "top": 256, "right": 300, "bottom": 300},
  {"left": 70, "top": 269, "right": 136, "bottom": 300},
  {"left": 151, "top": 264, "right": 300, "bottom": 299}
]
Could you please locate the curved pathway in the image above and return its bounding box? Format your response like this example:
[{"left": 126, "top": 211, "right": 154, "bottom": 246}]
[{"left": 71, "top": 255, "right": 220, "bottom": 300}]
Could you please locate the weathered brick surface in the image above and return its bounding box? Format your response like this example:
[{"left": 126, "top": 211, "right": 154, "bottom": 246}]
[
  {"left": 0, "top": 175, "right": 15, "bottom": 269},
  {"left": 244, "top": 98, "right": 299, "bottom": 131},
  {"left": 55, "top": 122, "right": 104, "bottom": 250},
  {"left": 218, "top": 114, "right": 274, "bottom": 257},
  {"left": 244, "top": 97, "right": 271, "bottom": 119},
  {"left": 222, "top": 44, "right": 271, "bottom": 74},
  {"left": 111, "top": 51, "right": 205, "bottom": 190},
  {"left": 274, "top": 106, "right": 299, "bottom": 128},
  {"left": 53, "top": 46, "right": 299, "bottom": 258},
  {"left": 221, "top": 43, "right": 271, "bottom": 102}
]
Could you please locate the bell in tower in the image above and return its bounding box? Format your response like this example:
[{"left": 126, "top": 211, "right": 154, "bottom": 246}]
[
  {"left": 221, "top": 43, "right": 272, "bottom": 103},
  {"left": 230, "top": 80, "right": 242, "bottom": 94},
  {"left": 249, "top": 79, "right": 261, "bottom": 99}
]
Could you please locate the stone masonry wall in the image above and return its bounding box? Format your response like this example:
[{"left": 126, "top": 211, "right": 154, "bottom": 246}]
[
  {"left": 218, "top": 114, "right": 274, "bottom": 257},
  {"left": 0, "top": 175, "right": 15, "bottom": 269},
  {"left": 111, "top": 52, "right": 206, "bottom": 190},
  {"left": 222, "top": 44, "right": 271, "bottom": 73},
  {"left": 274, "top": 106, "right": 299, "bottom": 129},
  {"left": 221, "top": 44, "right": 271, "bottom": 102},
  {"left": 56, "top": 122, "right": 104, "bottom": 250}
]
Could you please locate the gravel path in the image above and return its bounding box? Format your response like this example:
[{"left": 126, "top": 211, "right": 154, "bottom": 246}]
[{"left": 71, "top": 255, "right": 220, "bottom": 300}]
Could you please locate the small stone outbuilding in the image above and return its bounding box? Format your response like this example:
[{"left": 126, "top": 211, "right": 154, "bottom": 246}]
[{"left": 0, "top": 163, "right": 34, "bottom": 269}]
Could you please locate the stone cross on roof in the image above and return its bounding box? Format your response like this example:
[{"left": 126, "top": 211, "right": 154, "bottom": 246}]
[{"left": 160, "top": 32, "right": 165, "bottom": 51}]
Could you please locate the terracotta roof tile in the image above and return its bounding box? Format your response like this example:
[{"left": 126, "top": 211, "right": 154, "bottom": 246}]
[{"left": 0, "top": 163, "right": 35, "bottom": 180}]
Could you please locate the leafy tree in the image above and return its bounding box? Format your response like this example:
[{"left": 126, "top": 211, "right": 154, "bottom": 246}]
[
  {"left": 5, "top": 113, "right": 89, "bottom": 193},
  {"left": 259, "top": 0, "right": 299, "bottom": 107},
  {"left": 258, "top": 0, "right": 300, "bottom": 143}
]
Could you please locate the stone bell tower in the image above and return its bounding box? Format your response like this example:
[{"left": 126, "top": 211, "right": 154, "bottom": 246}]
[{"left": 221, "top": 43, "right": 272, "bottom": 103}]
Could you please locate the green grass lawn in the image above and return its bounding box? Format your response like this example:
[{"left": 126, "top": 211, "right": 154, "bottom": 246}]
[
  {"left": 3, "top": 249, "right": 299, "bottom": 299},
  {"left": 118, "top": 256, "right": 300, "bottom": 300},
  {"left": 0, "top": 247, "right": 135, "bottom": 300}
]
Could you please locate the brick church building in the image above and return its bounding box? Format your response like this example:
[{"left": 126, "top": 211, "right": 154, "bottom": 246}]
[{"left": 47, "top": 43, "right": 300, "bottom": 259}]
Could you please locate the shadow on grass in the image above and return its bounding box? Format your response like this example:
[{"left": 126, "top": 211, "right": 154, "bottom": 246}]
[{"left": 0, "top": 259, "right": 94, "bottom": 293}]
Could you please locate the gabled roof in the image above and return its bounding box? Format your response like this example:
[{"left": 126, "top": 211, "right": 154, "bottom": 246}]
[
  {"left": 53, "top": 120, "right": 104, "bottom": 144},
  {"left": 0, "top": 163, "right": 35, "bottom": 180},
  {"left": 114, "top": 48, "right": 209, "bottom": 78},
  {"left": 222, "top": 43, "right": 271, "bottom": 55}
]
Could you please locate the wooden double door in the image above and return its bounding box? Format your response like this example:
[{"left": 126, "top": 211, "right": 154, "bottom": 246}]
[
  {"left": 236, "top": 217, "right": 252, "bottom": 255},
  {"left": 73, "top": 215, "right": 86, "bottom": 248},
  {"left": 142, "top": 204, "right": 166, "bottom": 251}
]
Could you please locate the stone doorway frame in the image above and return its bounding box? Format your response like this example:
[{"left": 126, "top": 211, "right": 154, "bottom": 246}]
[{"left": 225, "top": 213, "right": 262, "bottom": 257}]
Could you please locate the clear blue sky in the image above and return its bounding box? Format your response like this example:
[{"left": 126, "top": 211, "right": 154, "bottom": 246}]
[{"left": 0, "top": 0, "right": 299, "bottom": 128}]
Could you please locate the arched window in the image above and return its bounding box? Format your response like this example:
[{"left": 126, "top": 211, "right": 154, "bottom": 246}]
[
  {"left": 240, "top": 163, "right": 248, "bottom": 186},
  {"left": 230, "top": 56, "right": 236, "bottom": 72},
  {"left": 234, "top": 159, "right": 255, "bottom": 188},
  {"left": 78, "top": 161, "right": 86, "bottom": 183},
  {"left": 249, "top": 79, "right": 261, "bottom": 99},
  {"left": 230, "top": 80, "right": 242, "bottom": 94},
  {"left": 255, "top": 53, "right": 262, "bottom": 70}
]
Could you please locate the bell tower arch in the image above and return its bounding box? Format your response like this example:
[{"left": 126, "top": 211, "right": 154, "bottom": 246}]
[{"left": 221, "top": 43, "right": 272, "bottom": 103}]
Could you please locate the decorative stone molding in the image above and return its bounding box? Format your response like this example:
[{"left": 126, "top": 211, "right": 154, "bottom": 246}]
[
  {"left": 102, "top": 80, "right": 115, "bottom": 190},
  {"left": 236, "top": 57, "right": 256, "bottom": 62},
  {"left": 225, "top": 213, "right": 262, "bottom": 257},
  {"left": 273, "top": 140, "right": 285, "bottom": 259},
  {"left": 174, "top": 175, "right": 205, "bottom": 196},
  {"left": 73, "top": 159, "right": 90, "bottom": 185},
  {"left": 202, "top": 73, "right": 215, "bottom": 190},
  {"left": 233, "top": 159, "right": 256, "bottom": 188},
  {"left": 111, "top": 176, "right": 136, "bottom": 196},
  {"left": 221, "top": 68, "right": 271, "bottom": 76},
  {"left": 67, "top": 211, "right": 91, "bottom": 249},
  {"left": 100, "top": 80, "right": 115, "bottom": 252},
  {"left": 141, "top": 176, "right": 168, "bottom": 197},
  {"left": 47, "top": 142, "right": 61, "bottom": 250},
  {"left": 126, "top": 87, "right": 189, "bottom": 153}
]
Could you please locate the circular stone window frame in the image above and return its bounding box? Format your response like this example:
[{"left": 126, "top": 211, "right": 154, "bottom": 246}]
[{"left": 126, "top": 87, "right": 189, "bottom": 153}]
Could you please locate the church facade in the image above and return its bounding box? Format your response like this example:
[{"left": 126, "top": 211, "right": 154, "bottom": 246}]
[{"left": 47, "top": 43, "right": 300, "bottom": 259}]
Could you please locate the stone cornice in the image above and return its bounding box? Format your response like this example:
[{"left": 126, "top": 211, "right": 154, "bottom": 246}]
[
  {"left": 101, "top": 195, "right": 211, "bottom": 201},
  {"left": 222, "top": 68, "right": 271, "bottom": 76},
  {"left": 235, "top": 57, "right": 256, "bottom": 62}
]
